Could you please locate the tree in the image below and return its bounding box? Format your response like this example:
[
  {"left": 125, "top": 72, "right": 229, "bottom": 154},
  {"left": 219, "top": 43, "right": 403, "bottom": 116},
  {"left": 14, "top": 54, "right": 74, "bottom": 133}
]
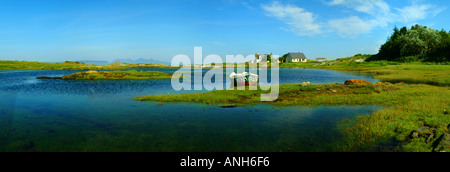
[
  {"left": 279, "top": 53, "right": 289, "bottom": 63},
  {"left": 368, "top": 25, "right": 449, "bottom": 62},
  {"left": 399, "top": 31, "right": 427, "bottom": 57}
]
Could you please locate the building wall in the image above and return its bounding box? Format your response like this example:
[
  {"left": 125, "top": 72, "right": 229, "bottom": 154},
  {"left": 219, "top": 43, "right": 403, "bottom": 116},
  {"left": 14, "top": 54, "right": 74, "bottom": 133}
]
[{"left": 288, "top": 58, "right": 307, "bottom": 63}]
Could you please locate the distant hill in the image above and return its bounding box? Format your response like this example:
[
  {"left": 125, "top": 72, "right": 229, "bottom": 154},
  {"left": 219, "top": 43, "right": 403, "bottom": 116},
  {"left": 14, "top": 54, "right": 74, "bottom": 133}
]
[{"left": 112, "top": 58, "right": 170, "bottom": 65}]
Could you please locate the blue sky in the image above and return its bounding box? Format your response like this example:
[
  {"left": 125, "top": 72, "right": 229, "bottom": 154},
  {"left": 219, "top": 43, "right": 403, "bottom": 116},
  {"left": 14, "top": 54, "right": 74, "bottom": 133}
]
[{"left": 0, "top": 0, "right": 448, "bottom": 62}]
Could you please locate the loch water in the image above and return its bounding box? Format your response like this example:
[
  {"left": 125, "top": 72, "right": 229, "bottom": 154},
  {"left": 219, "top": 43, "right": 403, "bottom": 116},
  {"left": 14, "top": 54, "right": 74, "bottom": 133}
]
[{"left": 0, "top": 68, "right": 380, "bottom": 151}]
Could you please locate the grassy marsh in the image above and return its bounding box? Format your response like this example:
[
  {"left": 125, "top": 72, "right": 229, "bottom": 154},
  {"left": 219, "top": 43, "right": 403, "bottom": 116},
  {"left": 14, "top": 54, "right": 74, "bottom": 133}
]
[
  {"left": 304, "top": 55, "right": 450, "bottom": 86},
  {"left": 60, "top": 70, "right": 173, "bottom": 80}
]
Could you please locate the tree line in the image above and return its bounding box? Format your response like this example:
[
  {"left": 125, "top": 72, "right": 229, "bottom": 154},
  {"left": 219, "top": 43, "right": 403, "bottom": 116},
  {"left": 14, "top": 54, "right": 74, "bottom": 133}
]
[{"left": 367, "top": 24, "right": 450, "bottom": 62}]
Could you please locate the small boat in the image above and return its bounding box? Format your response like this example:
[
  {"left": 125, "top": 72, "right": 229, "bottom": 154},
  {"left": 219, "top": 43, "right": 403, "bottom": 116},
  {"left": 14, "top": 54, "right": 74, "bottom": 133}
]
[{"left": 229, "top": 72, "right": 259, "bottom": 86}]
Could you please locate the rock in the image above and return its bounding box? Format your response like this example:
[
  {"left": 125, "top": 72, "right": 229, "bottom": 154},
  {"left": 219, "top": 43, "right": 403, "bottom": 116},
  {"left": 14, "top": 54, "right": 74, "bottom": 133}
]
[
  {"left": 433, "top": 133, "right": 450, "bottom": 152},
  {"left": 300, "top": 82, "right": 311, "bottom": 87},
  {"left": 218, "top": 104, "right": 237, "bottom": 108},
  {"left": 344, "top": 79, "right": 372, "bottom": 85},
  {"left": 410, "top": 126, "right": 435, "bottom": 142}
]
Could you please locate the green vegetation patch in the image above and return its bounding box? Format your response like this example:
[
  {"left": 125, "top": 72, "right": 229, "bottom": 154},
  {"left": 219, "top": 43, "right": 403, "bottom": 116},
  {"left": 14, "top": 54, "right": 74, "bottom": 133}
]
[
  {"left": 135, "top": 82, "right": 401, "bottom": 107},
  {"left": 62, "top": 70, "right": 173, "bottom": 80}
]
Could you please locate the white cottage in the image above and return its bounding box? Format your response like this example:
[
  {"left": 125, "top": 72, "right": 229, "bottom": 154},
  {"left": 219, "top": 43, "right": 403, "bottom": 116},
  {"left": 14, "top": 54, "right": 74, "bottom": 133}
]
[{"left": 286, "top": 53, "right": 307, "bottom": 63}]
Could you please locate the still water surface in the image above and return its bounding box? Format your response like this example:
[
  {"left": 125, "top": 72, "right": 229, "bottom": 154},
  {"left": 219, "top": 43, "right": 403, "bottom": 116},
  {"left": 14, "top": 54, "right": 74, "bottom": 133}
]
[{"left": 0, "top": 68, "right": 380, "bottom": 151}]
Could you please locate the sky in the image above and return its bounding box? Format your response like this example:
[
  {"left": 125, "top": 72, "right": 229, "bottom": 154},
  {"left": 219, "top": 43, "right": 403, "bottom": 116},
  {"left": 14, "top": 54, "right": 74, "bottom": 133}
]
[{"left": 0, "top": 0, "right": 448, "bottom": 63}]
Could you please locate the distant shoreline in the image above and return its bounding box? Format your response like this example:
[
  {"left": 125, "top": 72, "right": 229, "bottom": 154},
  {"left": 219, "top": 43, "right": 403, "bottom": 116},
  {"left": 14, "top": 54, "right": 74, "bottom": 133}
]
[{"left": 0, "top": 60, "right": 178, "bottom": 70}]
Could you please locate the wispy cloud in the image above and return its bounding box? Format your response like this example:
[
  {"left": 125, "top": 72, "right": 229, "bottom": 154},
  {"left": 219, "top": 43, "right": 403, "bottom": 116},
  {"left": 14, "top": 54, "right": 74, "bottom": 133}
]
[
  {"left": 326, "top": 0, "right": 393, "bottom": 37},
  {"left": 327, "top": 0, "right": 391, "bottom": 16},
  {"left": 396, "top": 2, "right": 444, "bottom": 22},
  {"left": 262, "top": 0, "right": 445, "bottom": 38},
  {"left": 328, "top": 16, "right": 374, "bottom": 37},
  {"left": 261, "top": 1, "right": 322, "bottom": 36}
]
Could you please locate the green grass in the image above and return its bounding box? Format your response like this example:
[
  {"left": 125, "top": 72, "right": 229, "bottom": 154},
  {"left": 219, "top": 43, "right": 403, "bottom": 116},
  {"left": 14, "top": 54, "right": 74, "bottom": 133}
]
[
  {"left": 135, "top": 83, "right": 399, "bottom": 106},
  {"left": 307, "top": 55, "right": 450, "bottom": 86},
  {"left": 61, "top": 70, "right": 173, "bottom": 80},
  {"left": 279, "top": 62, "right": 319, "bottom": 68}
]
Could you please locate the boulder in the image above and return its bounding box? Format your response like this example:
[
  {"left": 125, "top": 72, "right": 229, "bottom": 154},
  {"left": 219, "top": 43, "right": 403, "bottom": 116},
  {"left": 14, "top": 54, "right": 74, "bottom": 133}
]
[
  {"left": 410, "top": 126, "right": 435, "bottom": 143},
  {"left": 344, "top": 79, "right": 372, "bottom": 85},
  {"left": 300, "top": 82, "right": 311, "bottom": 87}
]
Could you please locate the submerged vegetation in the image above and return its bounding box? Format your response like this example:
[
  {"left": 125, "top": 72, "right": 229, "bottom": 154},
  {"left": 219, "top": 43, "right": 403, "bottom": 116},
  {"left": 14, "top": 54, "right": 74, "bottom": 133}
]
[{"left": 54, "top": 70, "right": 173, "bottom": 80}]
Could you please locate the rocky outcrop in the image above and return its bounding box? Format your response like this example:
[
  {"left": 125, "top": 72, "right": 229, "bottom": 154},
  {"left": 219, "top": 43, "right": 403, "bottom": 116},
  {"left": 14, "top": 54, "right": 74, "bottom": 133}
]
[
  {"left": 433, "top": 124, "right": 450, "bottom": 152},
  {"left": 433, "top": 133, "right": 450, "bottom": 152},
  {"left": 410, "top": 126, "right": 435, "bottom": 143},
  {"left": 344, "top": 79, "right": 372, "bottom": 85}
]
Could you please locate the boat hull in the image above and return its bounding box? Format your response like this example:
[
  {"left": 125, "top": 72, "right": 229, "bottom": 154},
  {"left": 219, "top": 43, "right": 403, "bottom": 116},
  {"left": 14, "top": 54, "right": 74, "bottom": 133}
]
[{"left": 234, "top": 79, "right": 258, "bottom": 86}]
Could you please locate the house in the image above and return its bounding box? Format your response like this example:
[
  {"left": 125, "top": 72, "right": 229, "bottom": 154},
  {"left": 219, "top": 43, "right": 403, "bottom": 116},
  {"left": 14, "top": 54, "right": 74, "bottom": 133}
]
[
  {"left": 355, "top": 59, "right": 365, "bottom": 62},
  {"left": 285, "top": 53, "right": 307, "bottom": 63},
  {"left": 316, "top": 58, "right": 327, "bottom": 62},
  {"left": 252, "top": 53, "right": 271, "bottom": 63}
]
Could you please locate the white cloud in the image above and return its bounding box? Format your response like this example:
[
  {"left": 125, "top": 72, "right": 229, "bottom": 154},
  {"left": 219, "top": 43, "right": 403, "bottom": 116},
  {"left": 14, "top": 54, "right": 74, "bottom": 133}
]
[
  {"left": 327, "top": 0, "right": 390, "bottom": 16},
  {"left": 262, "top": 0, "right": 445, "bottom": 38},
  {"left": 261, "top": 1, "right": 322, "bottom": 36},
  {"left": 328, "top": 16, "right": 374, "bottom": 37},
  {"left": 396, "top": 3, "right": 443, "bottom": 22}
]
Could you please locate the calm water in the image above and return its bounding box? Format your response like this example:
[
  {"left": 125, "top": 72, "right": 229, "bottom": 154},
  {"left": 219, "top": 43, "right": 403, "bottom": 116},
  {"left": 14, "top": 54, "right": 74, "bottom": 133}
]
[{"left": 0, "top": 68, "right": 380, "bottom": 152}]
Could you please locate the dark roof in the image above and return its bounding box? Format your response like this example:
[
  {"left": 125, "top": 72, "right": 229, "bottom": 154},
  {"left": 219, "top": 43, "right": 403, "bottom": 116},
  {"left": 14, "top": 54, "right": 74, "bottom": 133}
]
[{"left": 287, "top": 53, "right": 306, "bottom": 59}]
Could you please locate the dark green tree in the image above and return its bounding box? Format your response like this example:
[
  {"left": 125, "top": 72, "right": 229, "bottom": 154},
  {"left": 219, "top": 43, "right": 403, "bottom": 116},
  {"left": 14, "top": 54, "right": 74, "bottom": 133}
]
[{"left": 368, "top": 25, "right": 449, "bottom": 62}]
